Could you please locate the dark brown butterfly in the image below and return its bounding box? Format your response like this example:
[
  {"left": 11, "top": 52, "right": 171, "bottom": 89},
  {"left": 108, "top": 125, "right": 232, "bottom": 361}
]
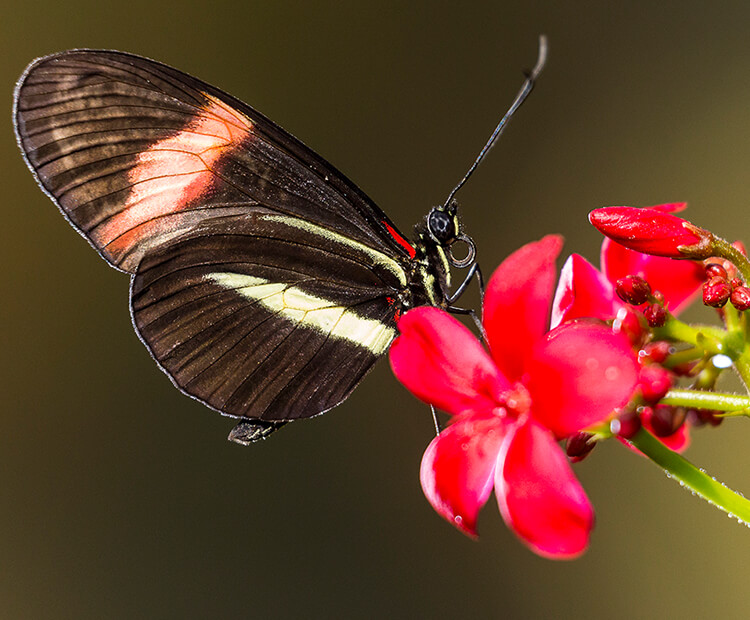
[{"left": 14, "top": 41, "right": 545, "bottom": 443}]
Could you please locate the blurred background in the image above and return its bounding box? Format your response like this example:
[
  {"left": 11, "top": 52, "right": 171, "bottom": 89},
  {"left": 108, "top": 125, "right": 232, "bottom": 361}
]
[{"left": 3, "top": 1, "right": 750, "bottom": 618}]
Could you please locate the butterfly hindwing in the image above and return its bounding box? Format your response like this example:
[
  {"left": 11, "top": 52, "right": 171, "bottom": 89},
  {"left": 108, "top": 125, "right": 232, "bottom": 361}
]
[
  {"left": 130, "top": 212, "right": 400, "bottom": 420},
  {"left": 14, "top": 50, "right": 415, "bottom": 273}
]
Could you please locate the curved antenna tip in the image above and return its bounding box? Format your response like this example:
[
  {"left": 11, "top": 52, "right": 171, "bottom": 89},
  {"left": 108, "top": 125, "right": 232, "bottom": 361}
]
[
  {"left": 442, "top": 35, "right": 548, "bottom": 208},
  {"left": 536, "top": 35, "right": 549, "bottom": 73}
]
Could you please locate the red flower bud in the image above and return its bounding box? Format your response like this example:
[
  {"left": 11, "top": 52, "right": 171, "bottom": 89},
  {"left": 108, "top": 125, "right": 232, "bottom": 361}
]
[
  {"left": 565, "top": 432, "right": 596, "bottom": 462},
  {"left": 703, "top": 276, "right": 731, "bottom": 308},
  {"left": 731, "top": 286, "right": 750, "bottom": 311},
  {"left": 612, "top": 306, "right": 646, "bottom": 346},
  {"left": 639, "top": 341, "right": 672, "bottom": 365},
  {"left": 643, "top": 303, "right": 667, "bottom": 327},
  {"left": 648, "top": 405, "right": 686, "bottom": 437},
  {"left": 705, "top": 263, "right": 728, "bottom": 280},
  {"left": 615, "top": 275, "right": 651, "bottom": 305},
  {"left": 589, "top": 207, "right": 712, "bottom": 259},
  {"left": 638, "top": 365, "right": 673, "bottom": 404},
  {"left": 610, "top": 408, "right": 641, "bottom": 439}
]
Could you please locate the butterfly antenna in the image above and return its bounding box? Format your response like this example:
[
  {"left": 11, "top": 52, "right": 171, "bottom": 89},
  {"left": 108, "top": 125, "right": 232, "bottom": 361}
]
[{"left": 442, "top": 35, "right": 548, "bottom": 209}]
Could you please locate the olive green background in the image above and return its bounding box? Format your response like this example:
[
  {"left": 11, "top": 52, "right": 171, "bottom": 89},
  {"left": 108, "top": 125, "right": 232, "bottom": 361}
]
[{"left": 3, "top": 1, "right": 750, "bottom": 618}]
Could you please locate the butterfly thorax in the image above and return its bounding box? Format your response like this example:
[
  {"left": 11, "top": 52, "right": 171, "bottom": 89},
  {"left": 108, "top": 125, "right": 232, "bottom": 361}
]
[
  {"left": 404, "top": 201, "right": 468, "bottom": 310},
  {"left": 406, "top": 231, "right": 452, "bottom": 309}
]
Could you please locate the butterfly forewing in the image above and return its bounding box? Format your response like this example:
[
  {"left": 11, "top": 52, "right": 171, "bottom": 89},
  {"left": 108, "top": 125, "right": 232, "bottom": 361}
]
[
  {"left": 14, "top": 50, "right": 414, "bottom": 272},
  {"left": 15, "top": 50, "right": 418, "bottom": 425}
]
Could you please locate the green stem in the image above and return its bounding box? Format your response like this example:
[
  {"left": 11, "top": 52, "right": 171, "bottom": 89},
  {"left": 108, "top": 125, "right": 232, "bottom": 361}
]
[
  {"left": 661, "top": 388, "right": 750, "bottom": 411},
  {"left": 653, "top": 319, "right": 725, "bottom": 349},
  {"left": 735, "top": 352, "right": 750, "bottom": 387},
  {"left": 724, "top": 303, "right": 742, "bottom": 333},
  {"left": 713, "top": 236, "right": 750, "bottom": 283},
  {"left": 628, "top": 428, "right": 750, "bottom": 525},
  {"left": 663, "top": 347, "right": 703, "bottom": 369}
]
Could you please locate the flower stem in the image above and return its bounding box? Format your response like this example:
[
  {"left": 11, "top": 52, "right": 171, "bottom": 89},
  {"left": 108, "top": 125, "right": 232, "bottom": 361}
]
[
  {"left": 713, "top": 237, "right": 750, "bottom": 283},
  {"left": 628, "top": 428, "right": 750, "bottom": 525},
  {"left": 652, "top": 319, "right": 724, "bottom": 349},
  {"left": 660, "top": 388, "right": 750, "bottom": 411},
  {"left": 735, "top": 352, "right": 750, "bottom": 388},
  {"left": 724, "top": 303, "right": 742, "bottom": 333}
]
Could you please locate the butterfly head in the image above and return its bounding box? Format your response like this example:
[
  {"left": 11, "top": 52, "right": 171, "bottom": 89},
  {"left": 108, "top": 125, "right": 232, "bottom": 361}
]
[{"left": 422, "top": 199, "right": 476, "bottom": 269}]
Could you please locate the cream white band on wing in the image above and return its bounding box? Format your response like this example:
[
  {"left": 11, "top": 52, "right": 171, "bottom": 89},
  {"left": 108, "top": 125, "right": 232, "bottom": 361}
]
[
  {"left": 264, "top": 214, "right": 408, "bottom": 289},
  {"left": 206, "top": 272, "right": 396, "bottom": 355}
]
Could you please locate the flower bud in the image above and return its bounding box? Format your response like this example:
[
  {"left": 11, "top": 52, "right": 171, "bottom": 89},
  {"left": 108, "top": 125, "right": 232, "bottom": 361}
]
[
  {"left": 639, "top": 341, "right": 672, "bottom": 365},
  {"left": 589, "top": 207, "right": 712, "bottom": 258},
  {"left": 612, "top": 306, "right": 645, "bottom": 345},
  {"left": 705, "top": 263, "right": 728, "bottom": 280},
  {"left": 703, "top": 276, "right": 731, "bottom": 308},
  {"left": 643, "top": 303, "right": 667, "bottom": 327},
  {"left": 615, "top": 275, "right": 651, "bottom": 305},
  {"left": 731, "top": 286, "right": 750, "bottom": 311},
  {"left": 648, "top": 405, "right": 686, "bottom": 437},
  {"left": 565, "top": 432, "right": 596, "bottom": 462},
  {"left": 610, "top": 408, "right": 641, "bottom": 439},
  {"left": 638, "top": 365, "right": 673, "bottom": 404}
]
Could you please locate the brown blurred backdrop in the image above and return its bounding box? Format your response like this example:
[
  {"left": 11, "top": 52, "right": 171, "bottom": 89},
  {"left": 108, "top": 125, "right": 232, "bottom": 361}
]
[{"left": 3, "top": 1, "right": 750, "bottom": 618}]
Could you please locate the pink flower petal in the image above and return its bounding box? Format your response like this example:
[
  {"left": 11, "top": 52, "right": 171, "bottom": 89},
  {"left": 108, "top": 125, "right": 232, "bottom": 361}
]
[
  {"left": 525, "top": 322, "right": 639, "bottom": 437},
  {"left": 601, "top": 238, "right": 703, "bottom": 316},
  {"left": 495, "top": 419, "right": 594, "bottom": 559},
  {"left": 389, "top": 307, "right": 510, "bottom": 416},
  {"left": 421, "top": 413, "right": 510, "bottom": 536},
  {"left": 550, "top": 254, "right": 622, "bottom": 328},
  {"left": 589, "top": 207, "right": 710, "bottom": 258},
  {"left": 483, "top": 235, "right": 564, "bottom": 382}
]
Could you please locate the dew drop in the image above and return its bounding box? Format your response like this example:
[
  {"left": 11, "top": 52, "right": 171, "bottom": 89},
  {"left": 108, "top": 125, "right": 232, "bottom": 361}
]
[{"left": 712, "top": 354, "right": 733, "bottom": 369}]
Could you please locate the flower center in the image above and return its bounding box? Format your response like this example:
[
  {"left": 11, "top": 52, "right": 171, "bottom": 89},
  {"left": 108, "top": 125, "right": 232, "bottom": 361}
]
[{"left": 500, "top": 383, "right": 532, "bottom": 418}]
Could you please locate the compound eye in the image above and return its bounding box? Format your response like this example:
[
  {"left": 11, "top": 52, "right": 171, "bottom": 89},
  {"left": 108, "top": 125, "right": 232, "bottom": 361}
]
[{"left": 427, "top": 209, "right": 455, "bottom": 244}]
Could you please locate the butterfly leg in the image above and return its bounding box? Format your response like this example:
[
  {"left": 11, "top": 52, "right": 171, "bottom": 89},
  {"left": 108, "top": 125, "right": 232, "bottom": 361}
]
[
  {"left": 430, "top": 404, "right": 442, "bottom": 435},
  {"left": 446, "top": 262, "right": 486, "bottom": 335},
  {"left": 446, "top": 305, "right": 486, "bottom": 339},
  {"left": 447, "top": 262, "right": 484, "bottom": 305},
  {"left": 228, "top": 419, "right": 288, "bottom": 445}
]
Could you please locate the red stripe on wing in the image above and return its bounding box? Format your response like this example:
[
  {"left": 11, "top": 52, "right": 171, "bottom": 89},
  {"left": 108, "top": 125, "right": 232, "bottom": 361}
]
[
  {"left": 97, "top": 93, "right": 253, "bottom": 256},
  {"left": 382, "top": 221, "right": 416, "bottom": 259}
]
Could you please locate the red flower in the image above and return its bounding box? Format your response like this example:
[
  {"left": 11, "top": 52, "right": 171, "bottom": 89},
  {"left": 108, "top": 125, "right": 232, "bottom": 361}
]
[
  {"left": 588, "top": 204, "right": 712, "bottom": 259},
  {"left": 389, "top": 236, "right": 639, "bottom": 559},
  {"left": 552, "top": 204, "right": 705, "bottom": 453},
  {"left": 553, "top": 204, "right": 705, "bottom": 327}
]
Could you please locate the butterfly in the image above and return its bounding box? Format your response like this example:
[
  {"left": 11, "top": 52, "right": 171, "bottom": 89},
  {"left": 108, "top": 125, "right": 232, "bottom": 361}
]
[{"left": 13, "top": 40, "right": 546, "bottom": 443}]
